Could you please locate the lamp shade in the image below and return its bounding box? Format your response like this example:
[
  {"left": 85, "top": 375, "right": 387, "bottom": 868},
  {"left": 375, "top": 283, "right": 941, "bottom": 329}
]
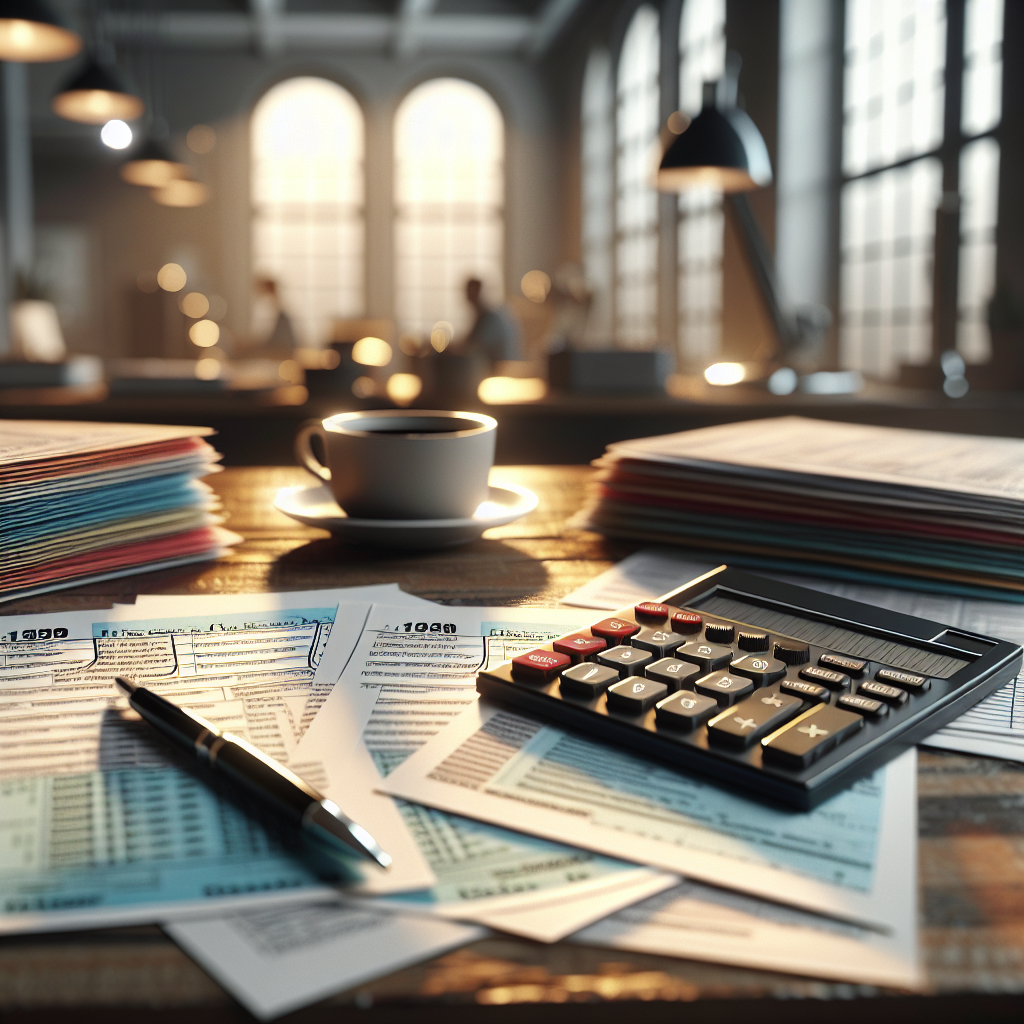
[
  {"left": 658, "top": 101, "right": 772, "bottom": 194},
  {"left": 120, "top": 138, "right": 187, "bottom": 188},
  {"left": 152, "top": 177, "right": 209, "bottom": 208},
  {"left": 52, "top": 59, "right": 145, "bottom": 124},
  {"left": 0, "top": 0, "right": 81, "bottom": 61}
]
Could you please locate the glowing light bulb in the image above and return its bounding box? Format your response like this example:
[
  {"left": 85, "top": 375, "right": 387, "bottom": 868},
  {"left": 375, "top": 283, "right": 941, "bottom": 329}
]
[{"left": 100, "top": 119, "right": 132, "bottom": 150}]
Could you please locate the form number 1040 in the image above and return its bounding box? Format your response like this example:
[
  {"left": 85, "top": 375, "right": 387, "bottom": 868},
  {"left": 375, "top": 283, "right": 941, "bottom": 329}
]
[{"left": 393, "top": 622, "right": 459, "bottom": 634}]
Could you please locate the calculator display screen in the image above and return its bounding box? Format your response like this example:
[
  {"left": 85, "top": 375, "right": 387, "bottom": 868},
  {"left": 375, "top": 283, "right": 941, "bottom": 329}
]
[{"left": 693, "top": 592, "right": 970, "bottom": 679}]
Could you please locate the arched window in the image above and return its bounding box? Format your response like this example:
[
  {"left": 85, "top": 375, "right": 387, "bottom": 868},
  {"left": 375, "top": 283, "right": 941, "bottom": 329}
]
[
  {"left": 394, "top": 78, "right": 504, "bottom": 339},
  {"left": 581, "top": 48, "right": 614, "bottom": 344},
  {"left": 615, "top": 4, "right": 660, "bottom": 348},
  {"left": 677, "top": 0, "right": 726, "bottom": 365},
  {"left": 251, "top": 77, "right": 365, "bottom": 347}
]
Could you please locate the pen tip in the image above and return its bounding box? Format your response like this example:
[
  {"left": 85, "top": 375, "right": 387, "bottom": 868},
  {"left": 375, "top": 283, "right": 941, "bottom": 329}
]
[{"left": 114, "top": 677, "right": 137, "bottom": 695}]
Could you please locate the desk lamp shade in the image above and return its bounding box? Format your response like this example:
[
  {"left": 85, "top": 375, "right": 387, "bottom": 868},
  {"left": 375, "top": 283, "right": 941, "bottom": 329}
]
[
  {"left": 658, "top": 85, "right": 771, "bottom": 194},
  {"left": 52, "top": 58, "right": 144, "bottom": 124},
  {"left": 120, "top": 138, "right": 187, "bottom": 188},
  {"left": 0, "top": 0, "right": 81, "bottom": 61}
]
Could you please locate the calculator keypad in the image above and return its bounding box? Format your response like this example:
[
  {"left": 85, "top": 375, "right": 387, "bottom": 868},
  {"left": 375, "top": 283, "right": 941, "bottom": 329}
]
[
  {"left": 694, "top": 671, "right": 755, "bottom": 706},
  {"left": 730, "top": 654, "right": 787, "bottom": 685},
  {"left": 675, "top": 640, "right": 733, "bottom": 673},
  {"left": 707, "top": 689, "right": 803, "bottom": 748},
  {"left": 484, "top": 591, "right": 960, "bottom": 809},
  {"left": 597, "top": 645, "right": 652, "bottom": 677}
]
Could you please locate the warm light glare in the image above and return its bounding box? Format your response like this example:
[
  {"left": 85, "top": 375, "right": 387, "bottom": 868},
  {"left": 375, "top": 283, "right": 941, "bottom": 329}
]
[
  {"left": 152, "top": 179, "right": 209, "bottom": 208},
  {"left": 351, "top": 376, "right": 377, "bottom": 398},
  {"left": 189, "top": 320, "right": 220, "bottom": 347},
  {"left": 100, "top": 120, "right": 132, "bottom": 150},
  {"left": 194, "top": 358, "right": 222, "bottom": 380},
  {"left": 398, "top": 334, "right": 421, "bottom": 356},
  {"left": 351, "top": 336, "right": 393, "bottom": 366},
  {"left": 295, "top": 347, "right": 341, "bottom": 370},
  {"left": 666, "top": 110, "right": 690, "bottom": 134},
  {"left": 657, "top": 166, "right": 759, "bottom": 193},
  {"left": 55, "top": 91, "right": 144, "bottom": 126},
  {"left": 520, "top": 270, "right": 551, "bottom": 304},
  {"left": 703, "top": 362, "right": 746, "bottom": 385},
  {"left": 120, "top": 158, "right": 185, "bottom": 188},
  {"left": 386, "top": 372, "right": 423, "bottom": 406},
  {"left": 180, "top": 292, "right": 210, "bottom": 318},
  {"left": 477, "top": 376, "right": 547, "bottom": 404},
  {"left": 430, "top": 321, "right": 454, "bottom": 353},
  {"left": 187, "top": 124, "right": 217, "bottom": 154},
  {"left": 278, "top": 359, "right": 303, "bottom": 384},
  {"left": 157, "top": 263, "right": 187, "bottom": 292},
  {"left": 0, "top": 19, "right": 81, "bottom": 62}
]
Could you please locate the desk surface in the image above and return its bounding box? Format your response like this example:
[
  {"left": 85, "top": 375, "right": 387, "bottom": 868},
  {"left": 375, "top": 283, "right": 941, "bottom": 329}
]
[{"left": 2, "top": 466, "right": 1022, "bottom": 1023}]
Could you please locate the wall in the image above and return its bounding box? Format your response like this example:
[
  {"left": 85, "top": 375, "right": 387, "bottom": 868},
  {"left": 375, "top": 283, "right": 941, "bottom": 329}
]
[{"left": 28, "top": 45, "right": 561, "bottom": 357}]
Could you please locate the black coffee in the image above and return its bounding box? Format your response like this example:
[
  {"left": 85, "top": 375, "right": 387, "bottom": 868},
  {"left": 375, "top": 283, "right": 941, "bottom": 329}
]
[{"left": 363, "top": 420, "right": 481, "bottom": 435}]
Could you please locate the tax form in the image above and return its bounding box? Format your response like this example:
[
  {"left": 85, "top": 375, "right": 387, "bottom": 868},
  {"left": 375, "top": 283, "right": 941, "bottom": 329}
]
[
  {"left": 293, "top": 604, "right": 677, "bottom": 941},
  {"left": 0, "top": 588, "right": 435, "bottom": 933},
  {"left": 378, "top": 701, "right": 917, "bottom": 931}
]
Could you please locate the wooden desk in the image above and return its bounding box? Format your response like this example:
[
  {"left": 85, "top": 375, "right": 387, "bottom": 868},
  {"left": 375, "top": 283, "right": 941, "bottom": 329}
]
[{"left": 2, "top": 466, "right": 1022, "bottom": 1023}]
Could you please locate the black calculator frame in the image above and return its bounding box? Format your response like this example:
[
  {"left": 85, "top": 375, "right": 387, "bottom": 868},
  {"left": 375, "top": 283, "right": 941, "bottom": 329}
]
[{"left": 476, "top": 566, "right": 1023, "bottom": 809}]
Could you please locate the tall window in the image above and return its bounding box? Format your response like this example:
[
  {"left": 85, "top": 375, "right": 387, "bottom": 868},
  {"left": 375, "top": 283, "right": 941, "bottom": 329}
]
[
  {"left": 677, "top": 0, "right": 726, "bottom": 365},
  {"left": 394, "top": 78, "right": 504, "bottom": 339},
  {"left": 581, "top": 48, "right": 615, "bottom": 344},
  {"left": 958, "top": 0, "right": 1003, "bottom": 362},
  {"left": 839, "top": 0, "right": 1003, "bottom": 378},
  {"left": 615, "top": 5, "right": 660, "bottom": 348},
  {"left": 251, "top": 77, "right": 364, "bottom": 347}
]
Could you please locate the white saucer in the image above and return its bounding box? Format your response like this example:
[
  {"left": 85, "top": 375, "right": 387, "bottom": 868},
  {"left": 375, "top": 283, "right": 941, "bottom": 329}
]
[{"left": 273, "top": 482, "right": 539, "bottom": 549}]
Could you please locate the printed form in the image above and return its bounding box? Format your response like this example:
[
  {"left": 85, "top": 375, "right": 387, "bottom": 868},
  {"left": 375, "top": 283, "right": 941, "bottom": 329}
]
[
  {"left": 0, "top": 588, "right": 435, "bottom": 933},
  {"left": 294, "top": 604, "right": 678, "bottom": 941}
]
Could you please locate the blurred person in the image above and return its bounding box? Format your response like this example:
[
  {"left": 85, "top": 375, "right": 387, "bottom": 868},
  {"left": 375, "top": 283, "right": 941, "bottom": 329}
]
[
  {"left": 251, "top": 275, "right": 297, "bottom": 349},
  {"left": 461, "top": 277, "right": 523, "bottom": 365}
]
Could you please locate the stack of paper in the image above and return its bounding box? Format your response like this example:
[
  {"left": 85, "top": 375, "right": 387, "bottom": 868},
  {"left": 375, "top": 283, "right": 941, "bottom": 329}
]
[
  {"left": 579, "top": 417, "right": 1024, "bottom": 602},
  {"left": 0, "top": 421, "right": 240, "bottom": 601}
]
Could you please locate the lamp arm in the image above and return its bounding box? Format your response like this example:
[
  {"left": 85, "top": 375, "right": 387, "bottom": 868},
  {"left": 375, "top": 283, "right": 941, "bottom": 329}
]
[{"left": 726, "top": 192, "right": 798, "bottom": 357}]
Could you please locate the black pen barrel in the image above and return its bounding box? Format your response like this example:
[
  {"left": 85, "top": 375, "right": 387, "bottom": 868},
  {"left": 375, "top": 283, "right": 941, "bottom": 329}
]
[
  {"left": 128, "top": 686, "right": 218, "bottom": 749},
  {"left": 208, "top": 734, "right": 320, "bottom": 823}
]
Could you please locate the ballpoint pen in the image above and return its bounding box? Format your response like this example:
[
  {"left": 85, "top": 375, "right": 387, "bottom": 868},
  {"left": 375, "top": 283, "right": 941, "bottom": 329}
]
[{"left": 114, "top": 676, "right": 391, "bottom": 870}]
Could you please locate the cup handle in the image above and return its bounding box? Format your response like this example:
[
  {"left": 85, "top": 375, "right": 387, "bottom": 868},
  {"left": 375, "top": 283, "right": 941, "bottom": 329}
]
[{"left": 294, "top": 423, "right": 331, "bottom": 482}]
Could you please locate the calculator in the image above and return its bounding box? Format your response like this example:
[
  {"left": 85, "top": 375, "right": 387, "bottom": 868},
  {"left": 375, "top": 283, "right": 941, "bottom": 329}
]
[{"left": 476, "top": 567, "right": 1023, "bottom": 809}]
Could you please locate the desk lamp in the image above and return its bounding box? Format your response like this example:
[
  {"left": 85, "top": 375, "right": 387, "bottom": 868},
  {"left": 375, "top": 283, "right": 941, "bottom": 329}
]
[{"left": 658, "top": 67, "right": 837, "bottom": 393}]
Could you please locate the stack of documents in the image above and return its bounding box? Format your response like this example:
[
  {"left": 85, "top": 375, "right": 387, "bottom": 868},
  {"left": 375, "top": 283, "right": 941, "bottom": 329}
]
[
  {"left": 579, "top": 417, "right": 1024, "bottom": 602},
  {"left": 0, "top": 420, "right": 239, "bottom": 601}
]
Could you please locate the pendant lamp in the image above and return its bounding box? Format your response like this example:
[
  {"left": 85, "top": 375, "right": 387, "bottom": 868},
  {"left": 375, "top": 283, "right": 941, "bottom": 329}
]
[
  {"left": 657, "top": 82, "right": 771, "bottom": 194},
  {"left": 120, "top": 138, "right": 187, "bottom": 188},
  {"left": 152, "top": 176, "right": 209, "bottom": 208},
  {"left": 0, "top": 0, "right": 81, "bottom": 62},
  {"left": 52, "top": 58, "right": 144, "bottom": 124}
]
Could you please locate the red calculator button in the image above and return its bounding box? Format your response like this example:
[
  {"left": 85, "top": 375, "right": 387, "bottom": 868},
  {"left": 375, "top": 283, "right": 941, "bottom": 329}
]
[
  {"left": 591, "top": 618, "right": 640, "bottom": 642},
  {"left": 512, "top": 649, "right": 572, "bottom": 679},
  {"left": 634, "top": 602, "right": 670, "bottom": 620},
  {"left": 552, "top": 634, "right": 608, "bottom": 662},
  {"left": 670, "top": 611, "right": 702, "bottom": 634}
]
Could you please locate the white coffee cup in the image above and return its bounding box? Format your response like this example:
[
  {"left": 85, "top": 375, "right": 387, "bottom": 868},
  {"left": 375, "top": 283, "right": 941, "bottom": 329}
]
[{"left": 294, "top": 409, "right": 498, "bottom": 521}]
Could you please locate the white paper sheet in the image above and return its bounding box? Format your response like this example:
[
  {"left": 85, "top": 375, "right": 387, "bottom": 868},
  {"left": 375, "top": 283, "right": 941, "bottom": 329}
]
[
  {"left": 293, "top": 604, "right": 681, "bottom": 941},
  {"left": 559, "top": 549, "right": 1024, "bottom": 762},
  {"left": 166, "top": 902, "right": 484, "bottom": 1021},
  {"left": 378, "top": 701, "right": 917, "bottom": 932},
  {"left": 572, "top": 865, "right": 921, "bottom": 990}
]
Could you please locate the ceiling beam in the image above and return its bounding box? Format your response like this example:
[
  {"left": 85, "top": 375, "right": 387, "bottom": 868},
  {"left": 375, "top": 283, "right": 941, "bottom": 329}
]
[
  {"left": 104, "top": 11, "right": 536, "bottom": 54},
  {"left": 528, "top": 0, "right": 587, "bottom": 58}
]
